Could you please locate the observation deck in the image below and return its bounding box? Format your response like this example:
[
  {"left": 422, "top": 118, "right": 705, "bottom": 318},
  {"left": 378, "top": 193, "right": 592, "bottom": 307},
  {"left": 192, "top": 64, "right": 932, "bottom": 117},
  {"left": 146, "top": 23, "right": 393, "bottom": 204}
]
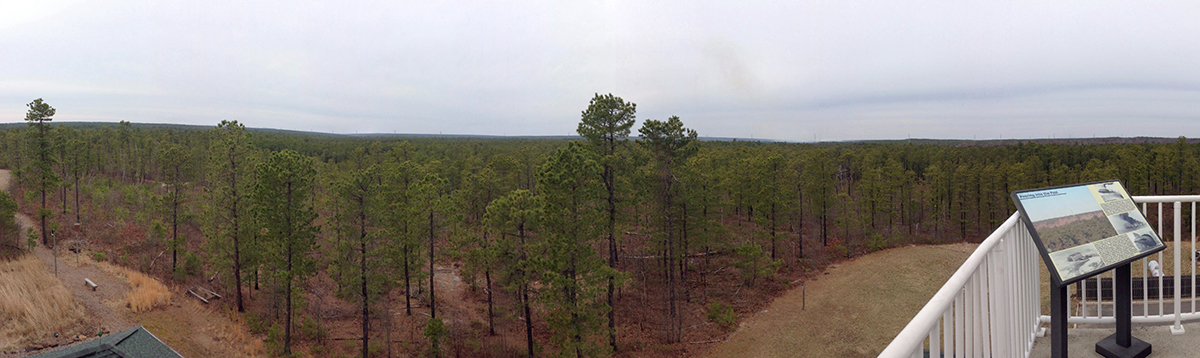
[{"left": 880, "top": 195, "right": 1200, "bottom": 358}]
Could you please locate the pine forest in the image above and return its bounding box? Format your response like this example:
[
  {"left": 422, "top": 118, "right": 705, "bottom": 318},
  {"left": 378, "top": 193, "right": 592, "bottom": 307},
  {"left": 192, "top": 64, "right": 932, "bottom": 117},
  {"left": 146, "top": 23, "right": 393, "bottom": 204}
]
[{"left": 2, "top": 95, "right": 1199, "bottom": 357}]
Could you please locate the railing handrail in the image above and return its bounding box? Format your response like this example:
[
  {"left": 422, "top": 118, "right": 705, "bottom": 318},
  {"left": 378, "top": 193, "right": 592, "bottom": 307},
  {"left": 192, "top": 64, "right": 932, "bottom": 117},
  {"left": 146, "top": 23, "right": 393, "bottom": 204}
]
[
  {"left": 1132, "top": 195, "right": 1200, "bottom": 203},
  {"left": 878, "top": 212, "right": 1022, "bottom": 358}
]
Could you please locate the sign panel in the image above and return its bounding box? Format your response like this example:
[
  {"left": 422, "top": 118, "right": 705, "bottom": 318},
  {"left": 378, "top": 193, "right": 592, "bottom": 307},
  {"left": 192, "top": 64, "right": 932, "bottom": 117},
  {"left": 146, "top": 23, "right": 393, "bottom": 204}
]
[{"left": 1012, "top": 180, "right": 1165, "bottom": 286}]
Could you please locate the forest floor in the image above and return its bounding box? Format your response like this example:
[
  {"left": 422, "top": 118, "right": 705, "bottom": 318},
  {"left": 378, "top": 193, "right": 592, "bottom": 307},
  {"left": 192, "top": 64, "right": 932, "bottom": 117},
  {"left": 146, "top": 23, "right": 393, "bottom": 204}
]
[
  {"left": 0, "top": 170, "right": 262, "bottom": 357},
  {"left": 705, "top": 242, "right": 977, "bottom": 358}
]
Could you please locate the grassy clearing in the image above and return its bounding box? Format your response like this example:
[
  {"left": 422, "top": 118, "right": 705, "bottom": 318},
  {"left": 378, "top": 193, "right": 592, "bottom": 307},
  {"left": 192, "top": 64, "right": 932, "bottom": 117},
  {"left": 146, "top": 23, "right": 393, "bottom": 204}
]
[
  {"left": 0, "top": 254, "right": 87, "bottom": 351},
  {"left": 706, "top": 243, "right": 977, "bottom": 358}
]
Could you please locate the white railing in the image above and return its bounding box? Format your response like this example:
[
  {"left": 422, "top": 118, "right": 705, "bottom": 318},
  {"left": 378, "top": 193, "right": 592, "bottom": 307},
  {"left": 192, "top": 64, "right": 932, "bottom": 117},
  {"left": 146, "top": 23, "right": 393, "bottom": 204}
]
[
  {"left": 879, "top": 213, "right": 1043, "bottom": 358},
  {"left": 880, "top": 195, "right": 1200, "bottom": 358}
]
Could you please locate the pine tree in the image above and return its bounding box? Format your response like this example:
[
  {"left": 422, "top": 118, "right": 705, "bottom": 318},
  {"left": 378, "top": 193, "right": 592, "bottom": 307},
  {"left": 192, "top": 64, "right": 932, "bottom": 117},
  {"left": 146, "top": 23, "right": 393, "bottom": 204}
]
[
  {"left": 253, "top": 149, "right": 319, "bottom": 356},
  {"left": 382, "top": 160, "right": 426, "bottom": 317},
  {"left": 160, "top": 142, "right": 190, "bottom": 272},
  {"left": 576, "top": 93, "right": 636, "bottom": 351},
  {"left": 204, "top": 120, "right": 256, "bottom": 312},
  {"left": 332, "top": 165, "right": 393, "bottom": 358},
  {"left": 638, "top": 116, "right": 697, "bottom": 343},
  {"left": 24, "top": 98, "right": 57, "bottom": 246},
  {"left": 538, "top": 142, "right": 619, "bottom": 357},
  {"left": 486, "top": 190, "right": 543, "bottom": 357},
  {"left": 453, "top": 166, "right": 505, "bottom": 335}
]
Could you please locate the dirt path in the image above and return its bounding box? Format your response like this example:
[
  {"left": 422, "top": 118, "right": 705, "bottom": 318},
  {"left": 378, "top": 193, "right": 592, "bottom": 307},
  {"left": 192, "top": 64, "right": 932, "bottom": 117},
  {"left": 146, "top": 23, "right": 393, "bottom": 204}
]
[
  {"left": 705, "top": 243, "right": 978, "bottom": 358},
  {"left": 31, "top": 248, "right": 135, "bottom": 335}
]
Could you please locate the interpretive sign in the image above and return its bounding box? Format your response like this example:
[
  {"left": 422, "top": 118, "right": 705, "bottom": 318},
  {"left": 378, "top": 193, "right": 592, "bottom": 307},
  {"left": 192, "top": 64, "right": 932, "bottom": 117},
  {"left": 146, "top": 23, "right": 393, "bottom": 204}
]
[{"left": 1012, "top": 180, "right": 1165, "bottom": 287}]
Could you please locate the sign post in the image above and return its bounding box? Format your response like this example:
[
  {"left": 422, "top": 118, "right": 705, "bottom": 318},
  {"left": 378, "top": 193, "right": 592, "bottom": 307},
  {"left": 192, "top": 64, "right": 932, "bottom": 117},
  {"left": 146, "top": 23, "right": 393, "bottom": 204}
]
[
  {"left": 1012, "top": 180, "right": 1163, "bottom": 358},
  {"left": 1094, "top": 264, "right": 1151, "bottom": 357}
]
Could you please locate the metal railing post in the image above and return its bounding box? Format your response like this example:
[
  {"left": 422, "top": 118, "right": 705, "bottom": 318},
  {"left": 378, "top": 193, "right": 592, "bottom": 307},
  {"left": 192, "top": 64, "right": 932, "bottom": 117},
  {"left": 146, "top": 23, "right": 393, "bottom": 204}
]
[{"left": 1173, "top": 201, "right": 1185, "bottom": 334}]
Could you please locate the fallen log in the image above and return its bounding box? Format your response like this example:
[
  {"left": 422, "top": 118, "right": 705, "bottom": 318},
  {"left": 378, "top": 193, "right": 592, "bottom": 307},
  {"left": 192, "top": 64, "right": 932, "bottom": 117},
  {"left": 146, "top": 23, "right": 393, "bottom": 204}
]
[{"left": 187, "top": 289, "right": 210, "bottom": 304}]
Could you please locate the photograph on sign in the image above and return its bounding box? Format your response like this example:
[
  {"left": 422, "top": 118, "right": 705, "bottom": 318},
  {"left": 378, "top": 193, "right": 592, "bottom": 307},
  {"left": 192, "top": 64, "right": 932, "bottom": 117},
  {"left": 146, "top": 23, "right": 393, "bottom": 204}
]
[{"left": 1013, "top": 180, "right": 1163, "bottom": 283}]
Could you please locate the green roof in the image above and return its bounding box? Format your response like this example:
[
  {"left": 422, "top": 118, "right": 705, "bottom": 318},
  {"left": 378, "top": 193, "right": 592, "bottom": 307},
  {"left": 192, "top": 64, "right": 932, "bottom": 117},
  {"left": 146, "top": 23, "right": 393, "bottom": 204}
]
[{"left": 27, "top": 325, "right": 183, "bottom": 358}]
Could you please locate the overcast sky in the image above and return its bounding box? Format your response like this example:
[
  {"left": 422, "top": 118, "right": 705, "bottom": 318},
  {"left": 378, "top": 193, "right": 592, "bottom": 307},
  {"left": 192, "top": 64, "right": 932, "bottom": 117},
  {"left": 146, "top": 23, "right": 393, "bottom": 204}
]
[{"left": 2, "top": 1, "right": 1198, "bottom": 141}]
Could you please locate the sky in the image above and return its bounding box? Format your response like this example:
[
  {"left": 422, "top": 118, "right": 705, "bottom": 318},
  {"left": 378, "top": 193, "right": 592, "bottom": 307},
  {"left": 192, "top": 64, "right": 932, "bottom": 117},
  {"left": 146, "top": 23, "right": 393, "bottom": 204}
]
[
  {"left": 1017, "top": 185, "right": 1102, "bottom": 223},
  {"left": 2, "top": 1, "right": 1199, "bottom": 141}
]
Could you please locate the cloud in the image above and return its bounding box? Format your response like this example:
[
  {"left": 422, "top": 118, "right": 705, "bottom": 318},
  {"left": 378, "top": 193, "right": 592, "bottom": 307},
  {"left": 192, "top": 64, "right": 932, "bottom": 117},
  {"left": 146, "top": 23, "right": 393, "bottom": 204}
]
[{"left": 1, "top": 1, "right": 1199, "bottom": 140}]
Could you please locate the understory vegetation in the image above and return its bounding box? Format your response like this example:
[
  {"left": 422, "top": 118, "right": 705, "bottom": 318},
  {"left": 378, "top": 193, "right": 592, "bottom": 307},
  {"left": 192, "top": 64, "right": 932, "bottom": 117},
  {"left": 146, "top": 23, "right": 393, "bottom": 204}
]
[{"left": 2, "top": 96, "right": 1198, "bottom": 357}]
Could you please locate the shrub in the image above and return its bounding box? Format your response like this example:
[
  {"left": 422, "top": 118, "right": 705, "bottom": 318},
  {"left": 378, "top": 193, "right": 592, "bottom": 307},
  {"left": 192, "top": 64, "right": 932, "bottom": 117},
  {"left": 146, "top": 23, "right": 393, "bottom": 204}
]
[
  {"left": 246, "top": 313, "right": 267, "bottom": 335},
  {"left": 265, "top": 323, "right": 283, "bottom": 357},
  {"left": 184, "top": 251, "right": 201, "bottom": 275},
  {"left": 733, "top": 241, "right": 783, "bottom": 286},
  {"left": 706, "top": 301, "right": 737, "bottom": 330},
  {"left": 368, "top": 339, "right": 385, "bottom": 357},
  {"left": 308, "top": 342, "right": 326, "bottom": 357},
  {"left": 299, "top": 316, "right": 327, "bottom": 341},
  {"left": 867, "top": 233, "right": 891, "bottom": 251},
  {"left": 93, "top": 251, "right": 106, "bottom": 262},
  {"left": 424, "top": 317, "right": 448, "bottom": 357},
  {"left": 25, "top": 227, "right": 38, "bottom": 251}
]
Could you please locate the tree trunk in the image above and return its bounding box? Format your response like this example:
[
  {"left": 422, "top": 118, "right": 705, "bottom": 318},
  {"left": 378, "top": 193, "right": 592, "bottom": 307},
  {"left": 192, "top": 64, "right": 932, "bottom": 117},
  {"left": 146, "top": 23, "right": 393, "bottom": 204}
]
[
  {"left": 172, "top": 186, "right": 178, "bottom": 270},
  {"left": 604, "top": 154, "right": 618, "bottom": 352},
  {"left": 486, "top": 269, "right": 495, "bottom": 335},
  {"left": 429, "top": 210, "right": 436, "bottom": 319},
  {"left": 797, "top": 184, "right": 804, "bottom": 260},
  {"left": 74, "top": 173, "right": 80, "bottom": 224},
  {"left": 569, "top": 255, "right": 581, "bottom": 358},
  {"left": 283, "top": 182, "right": 294, "bottom": 356},
  {"left": 285, "top": 242, "right": 294, "bottom": 355},
  {"left": 404, "top": 245, "right": 412, "bottom": 315},
  {"left": 665, "top": 166, "right": 678, "bottom": 343},
  {"left": 770, "top": 202, "right": 777, "bottom": 260},
  {"left": 232, "top": 167, "right": 244, "bottom": 312},
  {"left": 523, "top": 286, "right": 534, "bottom": 357},
  {"left": 361, "top": 239, "right": 369, "bottom": 358}
]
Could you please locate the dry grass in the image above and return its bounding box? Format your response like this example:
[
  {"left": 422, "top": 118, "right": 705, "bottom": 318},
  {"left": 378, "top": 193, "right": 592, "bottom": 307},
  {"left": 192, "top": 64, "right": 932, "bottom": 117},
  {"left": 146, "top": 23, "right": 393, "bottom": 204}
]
[
  {"left": 707, "top": 243, "right": 978, "bottom": 358},
  {"left": 219, "top": 309, "right": 266, "bottom": 357},
  {"left": 125, "top": 269, "right": 171, "bottom": 312},
  {"left": 0, "top": 254, "right": 87, "bottom": 351}
]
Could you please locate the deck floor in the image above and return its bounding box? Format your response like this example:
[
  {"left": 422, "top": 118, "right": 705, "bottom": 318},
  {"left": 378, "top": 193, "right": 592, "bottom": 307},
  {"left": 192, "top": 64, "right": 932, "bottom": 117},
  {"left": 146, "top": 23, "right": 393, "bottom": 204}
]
[{"left": 1029, "top": 320, "right": 1200, "bottom": 357}]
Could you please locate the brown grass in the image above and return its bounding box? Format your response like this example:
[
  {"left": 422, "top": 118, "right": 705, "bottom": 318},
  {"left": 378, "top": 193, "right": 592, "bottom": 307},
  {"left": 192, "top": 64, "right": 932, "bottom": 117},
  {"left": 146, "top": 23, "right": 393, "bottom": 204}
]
[
  {"left": 125, "top": 269, "right": 171, "bottom": 312},
  {"left": 706, "top": 243, "right": 978, "bottom": 358},
  {"left": 0, "top": 254, "right": 87, "bottom": 351}
]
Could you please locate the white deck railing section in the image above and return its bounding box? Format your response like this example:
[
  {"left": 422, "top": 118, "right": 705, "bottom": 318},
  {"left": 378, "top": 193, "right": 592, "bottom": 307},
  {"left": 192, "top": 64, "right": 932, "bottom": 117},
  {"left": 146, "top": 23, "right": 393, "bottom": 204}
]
[
  {"left": 879, "top": 195, "right": 1200, "bottom": 358},
  {"left": 878, "top": 213, "right": 1042, "bottom": 358}
]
